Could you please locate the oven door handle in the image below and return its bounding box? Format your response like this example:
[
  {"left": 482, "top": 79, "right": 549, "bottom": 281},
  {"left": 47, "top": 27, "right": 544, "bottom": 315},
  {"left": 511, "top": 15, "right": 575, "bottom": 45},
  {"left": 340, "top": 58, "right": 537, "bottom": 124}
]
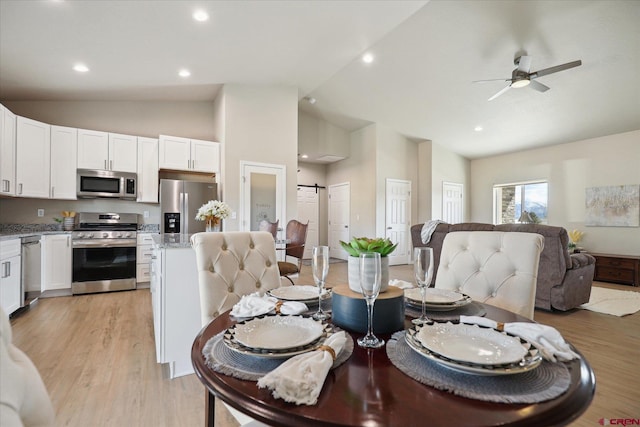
[{"left": 73, "top": 239, "right": 136, "bottom": 248}]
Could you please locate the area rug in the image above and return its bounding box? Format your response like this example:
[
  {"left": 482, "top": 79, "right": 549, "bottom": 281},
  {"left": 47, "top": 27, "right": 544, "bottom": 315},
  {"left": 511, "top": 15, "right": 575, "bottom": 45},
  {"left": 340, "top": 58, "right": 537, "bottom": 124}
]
[{"left": 580, "top": 286, "right": 640, "bottom": 316}]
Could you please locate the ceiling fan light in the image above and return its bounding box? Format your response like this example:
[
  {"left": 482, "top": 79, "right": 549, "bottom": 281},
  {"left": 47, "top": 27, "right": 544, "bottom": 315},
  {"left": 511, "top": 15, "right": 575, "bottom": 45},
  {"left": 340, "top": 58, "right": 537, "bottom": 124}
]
[{"left": 511, "top": 79, "right": 530, "bottom": 89}]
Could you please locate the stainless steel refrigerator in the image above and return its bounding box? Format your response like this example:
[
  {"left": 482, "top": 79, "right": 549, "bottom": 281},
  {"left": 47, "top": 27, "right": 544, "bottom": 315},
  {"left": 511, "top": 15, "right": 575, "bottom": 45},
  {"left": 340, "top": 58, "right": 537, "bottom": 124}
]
[{"left": 160, "top": 179, "right": 218, "bottom": 234}]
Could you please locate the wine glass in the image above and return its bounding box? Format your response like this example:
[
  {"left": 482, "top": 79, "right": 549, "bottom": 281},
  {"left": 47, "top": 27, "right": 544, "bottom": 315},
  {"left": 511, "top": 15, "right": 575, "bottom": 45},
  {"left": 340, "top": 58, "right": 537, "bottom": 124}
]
[
  {"left": 412, "top": 247, "right": 435, "bottom": 325},
  {"left": 311, "top": 246, "right": 330, "bottom": 321},
  {"left": 357, "top": 252, "right": 385, "bottom": 349}
]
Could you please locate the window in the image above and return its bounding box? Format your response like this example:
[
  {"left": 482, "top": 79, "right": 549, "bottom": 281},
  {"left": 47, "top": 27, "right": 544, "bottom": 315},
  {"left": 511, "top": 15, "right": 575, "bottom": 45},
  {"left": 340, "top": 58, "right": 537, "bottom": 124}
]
[{"left": 493, "top": 181, "right": 548, "bottom": 224}]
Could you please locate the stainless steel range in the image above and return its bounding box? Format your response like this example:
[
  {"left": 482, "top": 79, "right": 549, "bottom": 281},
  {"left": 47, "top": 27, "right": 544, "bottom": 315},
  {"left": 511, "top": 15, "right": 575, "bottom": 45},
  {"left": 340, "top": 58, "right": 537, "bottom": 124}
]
[{"left": 71, "top": 212, "right": 138, "bottom": 295}]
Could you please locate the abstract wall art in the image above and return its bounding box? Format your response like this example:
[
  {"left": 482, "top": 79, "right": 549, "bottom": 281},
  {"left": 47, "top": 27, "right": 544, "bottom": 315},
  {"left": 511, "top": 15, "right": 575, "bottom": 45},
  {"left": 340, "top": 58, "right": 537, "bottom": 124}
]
[{"left": 585, "top": 184, "right": 640, "bottom": 227}]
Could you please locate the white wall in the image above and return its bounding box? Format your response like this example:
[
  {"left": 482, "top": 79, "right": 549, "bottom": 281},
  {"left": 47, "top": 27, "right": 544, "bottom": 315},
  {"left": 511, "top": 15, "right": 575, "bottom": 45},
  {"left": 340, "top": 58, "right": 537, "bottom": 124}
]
[
  {"left": 328, "top": 124, "right": 377, "bottom": 239},
  {"left": 220, "top": 84, "right": 299, "bottom": 231},
  {"left": 375, "top": 124, "right": 419, "bottom": 237},
  {"left": 431, "top": 141, "right": 471, "bottom": 221},
  {"left": 471, "top": 130, "right": 640, "bottom": 255}
]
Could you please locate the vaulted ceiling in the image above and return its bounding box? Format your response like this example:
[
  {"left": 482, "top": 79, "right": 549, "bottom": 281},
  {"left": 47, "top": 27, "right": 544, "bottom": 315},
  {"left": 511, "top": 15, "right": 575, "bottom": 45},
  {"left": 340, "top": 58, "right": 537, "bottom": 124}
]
[{"left": 1, "top": 1, "right": 638, "bottom": 159}]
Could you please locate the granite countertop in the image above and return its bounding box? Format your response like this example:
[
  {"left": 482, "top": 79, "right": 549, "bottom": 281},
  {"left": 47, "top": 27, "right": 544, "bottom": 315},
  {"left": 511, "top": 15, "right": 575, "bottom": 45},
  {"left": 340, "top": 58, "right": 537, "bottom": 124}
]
[
  {"left": 0, "top": 224, "right": 160, "bottom": 241},
  {"left": 152, "top": 233, "right": 195, "bottom": 249}
]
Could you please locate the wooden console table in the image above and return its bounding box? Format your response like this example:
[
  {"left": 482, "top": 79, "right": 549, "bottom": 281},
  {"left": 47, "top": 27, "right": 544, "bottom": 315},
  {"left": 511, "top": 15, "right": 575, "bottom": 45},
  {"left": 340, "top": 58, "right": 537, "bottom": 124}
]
[{"left": 590, "top": 253, "right": 640, "bottom": 286}]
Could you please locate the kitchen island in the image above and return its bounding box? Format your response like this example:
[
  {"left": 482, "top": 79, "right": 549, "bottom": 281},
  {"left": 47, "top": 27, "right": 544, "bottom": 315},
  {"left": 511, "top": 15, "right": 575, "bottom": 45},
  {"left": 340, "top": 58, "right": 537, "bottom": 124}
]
[{"left": 150, "top": 234, "right": 202, "bottom": 379}]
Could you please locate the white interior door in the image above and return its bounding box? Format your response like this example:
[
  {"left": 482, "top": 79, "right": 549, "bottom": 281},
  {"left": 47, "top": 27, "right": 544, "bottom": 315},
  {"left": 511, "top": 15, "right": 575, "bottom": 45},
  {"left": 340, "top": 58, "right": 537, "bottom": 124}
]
[
  {"left": 240, "top": 161, "right": 286, "bottom": 232},
  {"left": 328, "top": 182, "right": 350, "bottom": 261},
  {"left": 443, "top": 182, "right": 463, "bottom": 224},
  {"left": 297, "top": 186, "right": 319, "bottom": 259},
  {"left": 385, "top": 179, "right": 411, "bottom": 266}
]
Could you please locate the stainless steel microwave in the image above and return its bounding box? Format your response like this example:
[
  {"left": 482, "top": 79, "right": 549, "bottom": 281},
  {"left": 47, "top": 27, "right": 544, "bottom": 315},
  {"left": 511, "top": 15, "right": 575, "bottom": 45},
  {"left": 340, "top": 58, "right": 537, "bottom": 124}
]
[{"left": 77, "top": 169, "right": 137, "bottom": 200}]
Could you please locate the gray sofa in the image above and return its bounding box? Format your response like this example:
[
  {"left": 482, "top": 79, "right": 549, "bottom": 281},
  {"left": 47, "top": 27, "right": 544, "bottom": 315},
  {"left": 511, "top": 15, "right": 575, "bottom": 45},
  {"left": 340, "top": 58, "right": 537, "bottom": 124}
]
[{"left": 410, "top": 222, "right": 596, "bottom": 311}]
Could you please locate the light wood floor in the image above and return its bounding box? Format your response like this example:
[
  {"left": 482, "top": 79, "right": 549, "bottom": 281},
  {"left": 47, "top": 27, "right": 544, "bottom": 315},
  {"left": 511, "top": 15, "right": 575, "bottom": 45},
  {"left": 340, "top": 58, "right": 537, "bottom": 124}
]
[{"left": 9, "top": 262, "right": 639, "bottom": 427}]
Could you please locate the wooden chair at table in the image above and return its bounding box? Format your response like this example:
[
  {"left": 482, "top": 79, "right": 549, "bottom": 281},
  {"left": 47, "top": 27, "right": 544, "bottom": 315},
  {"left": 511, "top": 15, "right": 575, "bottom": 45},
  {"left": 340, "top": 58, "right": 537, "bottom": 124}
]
[
  {"left": 258, "top": 219, "right": 279, "bottom": 240},
  {"left": 434, "top": 231, "right": 544, "bottom": 320},
  {"left": 191, "top": 231, "right": 282, "bottom": 427},
  {"left": 277, "top": 219, "right": 309, "bottom": 285}
]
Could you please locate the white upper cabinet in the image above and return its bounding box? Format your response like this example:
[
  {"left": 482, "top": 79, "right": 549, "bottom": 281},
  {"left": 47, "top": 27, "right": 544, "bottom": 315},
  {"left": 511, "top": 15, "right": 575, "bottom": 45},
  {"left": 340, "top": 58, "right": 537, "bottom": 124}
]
[
  {"left": 16, "top": 116, "right": 51, "bottom": 198},
  {"left": 77, "top": 129, "right": 137, "bottom": 172},
  {"left": 191, "top": 138, "right": 220, "bottom": 173},
  {"left": 50, "top": 125, "right": 78, "bottom": 200},
  {"left": 159, "top": 135, "right": 219, "bottom": 173},
  {"left": 109, "top": 133, "right": 137, "bottom": 173},
  {"left": 77, "top": 129, "right": 109, "bottom": 170},
  {"left": 137, "top": 137, "right": 159, "bottom": 203},
  {"left": 0, "top": 104, "right": 16, "bottom": 195}
]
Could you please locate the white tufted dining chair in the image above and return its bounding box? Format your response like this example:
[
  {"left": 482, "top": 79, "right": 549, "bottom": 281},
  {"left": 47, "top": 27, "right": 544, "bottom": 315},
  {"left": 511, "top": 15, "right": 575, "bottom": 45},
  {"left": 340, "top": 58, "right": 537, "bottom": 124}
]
[
  {"left": 0, "top": 307, "right": 55, "bottom": 427},
  {"left": 434, "top": 231, "right": 544, "bottom": 319},
  {"left": 191, "top": 231, "right": 283, "bottom": 427},
  {"left": 191, "top": 231, "right": 284, "bottom": 327}
]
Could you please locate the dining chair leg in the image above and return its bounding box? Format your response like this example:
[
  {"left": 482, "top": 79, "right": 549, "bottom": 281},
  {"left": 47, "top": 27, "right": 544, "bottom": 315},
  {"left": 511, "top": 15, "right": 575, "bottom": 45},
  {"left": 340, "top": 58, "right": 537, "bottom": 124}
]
[
  {"left": 205, "top": 390, "right": 215, "bottom": 427},
  {"left": 282, "top": 275, "right": 295, "bottom": 285}
]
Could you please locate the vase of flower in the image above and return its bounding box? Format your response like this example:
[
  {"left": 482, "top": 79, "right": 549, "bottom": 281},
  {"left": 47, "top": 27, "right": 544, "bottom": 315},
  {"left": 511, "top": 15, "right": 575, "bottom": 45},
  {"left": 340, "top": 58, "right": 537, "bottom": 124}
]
[
  {"left": 205, "top": 217, "right": 220, "bottom": 232},
  {"left": 196, "top": 200, "right": 231, "bottom": 232}
]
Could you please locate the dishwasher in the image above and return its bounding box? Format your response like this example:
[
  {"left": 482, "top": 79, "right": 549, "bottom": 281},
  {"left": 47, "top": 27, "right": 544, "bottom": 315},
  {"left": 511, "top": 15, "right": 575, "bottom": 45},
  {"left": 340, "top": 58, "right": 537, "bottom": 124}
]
[{"left": 21, "top": 235, "right": 41, "bottom": 307}]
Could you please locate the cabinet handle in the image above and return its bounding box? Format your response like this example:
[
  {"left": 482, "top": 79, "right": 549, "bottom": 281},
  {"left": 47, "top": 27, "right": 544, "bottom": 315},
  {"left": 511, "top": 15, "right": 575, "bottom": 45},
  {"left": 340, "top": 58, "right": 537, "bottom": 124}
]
[
  {"left": 18, "top": 183, "right": 23, "bottom": 195},
  {"left": 110, "top": 160, "right": 113, "bottom": 170},
  {"left": 2, "top": 179, "right": 8, "bottom": 192},
  {"left": 67, "top": 236, "right": 70, "bottom": 247},
  {"left": 104, "top": 159, "right": 108, "bottom": 170},
  {"left": 2, "top": 261, "right": 9, "bottom": 278},
  {"left": 51, "top": 186, "right": 55, "bottom": 198}
]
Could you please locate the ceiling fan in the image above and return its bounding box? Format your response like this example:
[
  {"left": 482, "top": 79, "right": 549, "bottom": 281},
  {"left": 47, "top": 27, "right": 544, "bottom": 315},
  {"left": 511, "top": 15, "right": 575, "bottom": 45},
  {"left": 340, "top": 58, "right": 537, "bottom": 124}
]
[{"left": 474, "top": 54, "right": 582, "bottom": 101}]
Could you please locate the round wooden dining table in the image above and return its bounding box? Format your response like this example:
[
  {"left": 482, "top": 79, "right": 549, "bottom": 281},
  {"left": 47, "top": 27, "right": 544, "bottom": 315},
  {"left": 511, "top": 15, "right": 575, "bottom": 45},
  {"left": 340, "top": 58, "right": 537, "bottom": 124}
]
[{"left": 191, "top": 303, "right": 595, "bottom": 427}]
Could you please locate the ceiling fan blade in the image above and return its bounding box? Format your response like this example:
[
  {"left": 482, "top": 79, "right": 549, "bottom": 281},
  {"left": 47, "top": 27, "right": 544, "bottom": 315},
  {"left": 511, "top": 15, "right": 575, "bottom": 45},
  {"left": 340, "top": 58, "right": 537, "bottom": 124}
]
[
  {"left": 472, "top": 78, "right": 511, "bottom": 84},
  {"left": 529, "top": 79, "right": 550, "bottom": 93},
  {"left": 488, "top": 84, "right": 511, "bottom": 101},
  {"left": 531, "top": 60, "right": 582, "bottom": 78},
  {"left": 517, "top": 55, "right": 532, "bottom": 73}
]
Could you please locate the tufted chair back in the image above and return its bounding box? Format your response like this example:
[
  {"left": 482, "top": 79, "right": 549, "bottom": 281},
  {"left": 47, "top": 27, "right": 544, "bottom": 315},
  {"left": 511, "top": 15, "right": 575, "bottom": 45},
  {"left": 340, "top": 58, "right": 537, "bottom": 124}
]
[
  {"left": 0, "top": 307, "right": 55, "bottom": 427},
  {"left": 191, "top": 231, "right": 283, "bottom": 326},
  {"left": 435, "top": 231, "right": 544, "bottom": 319}
]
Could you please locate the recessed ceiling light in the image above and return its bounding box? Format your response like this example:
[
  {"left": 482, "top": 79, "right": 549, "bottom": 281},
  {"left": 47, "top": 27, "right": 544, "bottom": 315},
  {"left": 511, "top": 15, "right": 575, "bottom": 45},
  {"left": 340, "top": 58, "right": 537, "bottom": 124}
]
[
  {"left": 193, "top": 10, "right": 209, "bottom": 22},
  {"left": 73, "top": 63, "right": 89, "bottom": 73},
  {"left": 303, "top": 96, "right": 316, "bottom": 105},
  {"left": 362, "top": 53, "right": 374, "bottom": 64},
  {"left": 178, "top": 69, "right": 191, "bottom": 78},
  {"left": 301, "top": 154, "right": 309, "bottom": 159},
  {"left": 474, "top": 126, "right": 483, "bottom": 132}
]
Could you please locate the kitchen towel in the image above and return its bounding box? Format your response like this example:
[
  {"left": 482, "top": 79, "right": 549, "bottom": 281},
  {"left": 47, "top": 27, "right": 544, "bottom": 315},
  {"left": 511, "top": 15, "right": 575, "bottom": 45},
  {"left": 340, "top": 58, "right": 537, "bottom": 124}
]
[
  {"left": 230, "top": 293, "right": 307, "bottom": 318},
  {"left": 459, "top": 316, "right": 579, "bottom": 362},
  {"left": 257, "top": 331, "right": 347, "bottom": 405}
]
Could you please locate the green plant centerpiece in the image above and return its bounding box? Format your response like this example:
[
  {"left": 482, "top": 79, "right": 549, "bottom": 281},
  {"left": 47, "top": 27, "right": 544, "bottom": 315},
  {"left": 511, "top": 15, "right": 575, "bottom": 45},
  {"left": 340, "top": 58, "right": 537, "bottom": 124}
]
[{"left": 340, "top": 237, "right": 398, "bottom": 293}]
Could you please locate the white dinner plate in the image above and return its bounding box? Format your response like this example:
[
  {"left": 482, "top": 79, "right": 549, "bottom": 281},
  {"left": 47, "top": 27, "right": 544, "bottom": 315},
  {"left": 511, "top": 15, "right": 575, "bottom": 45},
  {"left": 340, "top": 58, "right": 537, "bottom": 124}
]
[
  {"left": 405, "top": 288, "right": 464, "bottom": 304},
  {"left": 232, "top": 315, "right": 325, "bottom": 350},
  {"left": 405, "top": 289, "right": 472, "bottom": 311},
  {"left": 405, "top": 326, "right": 542, "bottom": 376},
  {"left": 416, "top": 322, "right": 528, "bottom": 365},
  {"left": 267, "top": 286, "right": 330, "bottom": 302}
]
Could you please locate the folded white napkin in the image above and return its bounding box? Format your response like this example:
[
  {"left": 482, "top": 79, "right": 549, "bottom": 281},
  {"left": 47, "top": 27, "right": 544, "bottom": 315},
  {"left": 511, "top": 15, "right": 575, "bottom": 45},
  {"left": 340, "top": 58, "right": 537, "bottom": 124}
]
[
  {"left": 230, "top": 292, "right": 308, "bottom": 318},
  {"left": 389, "top": 279, "right": 415, "bottom": 289},
  {"left": 459, "top": 316, "right": 580, "bottom": 362},
  {"left": 257, "top": 331, "right": 347, "bottom": 405}
]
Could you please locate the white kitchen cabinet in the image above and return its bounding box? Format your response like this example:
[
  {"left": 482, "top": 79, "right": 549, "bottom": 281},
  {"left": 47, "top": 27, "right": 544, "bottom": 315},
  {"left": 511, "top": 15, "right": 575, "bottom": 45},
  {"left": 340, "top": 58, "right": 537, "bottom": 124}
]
[
  {"left": 77, "top": 129, "right": 137, "bottom": 172},
  {"left": 109, "top": 133, "right": 137, "bottom": 173},
  {"left": 159, "top": 135, "right": 219, "bottom": 173},
  {"left": 16, "top": 116, "right": 51, "bottom": 198},
  {"left": 0, "top": 239, "right": 21, "bottom": 315},
  {"left": 136, "top": 233, "right": 155, "bottom": 283},
  {"left": 41, "top": 234, "right": 72, "bottom": 291},
  {"left": 0, "top": 104, "right": 16, "bottom": 196},
  {"left": 77, "top": 129, "right": 109, "bottom": 170},
  {"left": 150, "top": 240, "right": 201, "bottom": 377},
  {"left": 50, "top": 126, "right": 78, "bottom": 200},
  {"left": 137, "top": 137, "right": 159, "bottom": 203}
]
